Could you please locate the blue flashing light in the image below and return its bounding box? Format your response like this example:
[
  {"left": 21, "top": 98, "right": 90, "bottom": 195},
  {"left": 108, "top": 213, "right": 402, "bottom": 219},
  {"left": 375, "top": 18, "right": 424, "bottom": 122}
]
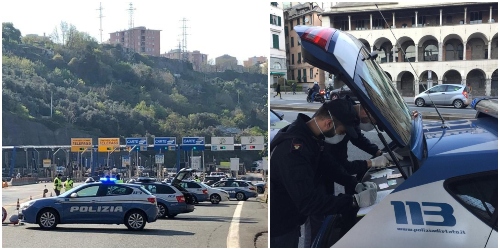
[{"left": 100, "top": 177, "right": 117, "bottom": 182}]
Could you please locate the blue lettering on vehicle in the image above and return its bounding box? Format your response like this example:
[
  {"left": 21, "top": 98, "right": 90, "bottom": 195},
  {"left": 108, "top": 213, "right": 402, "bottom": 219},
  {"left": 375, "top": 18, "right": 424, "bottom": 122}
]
[
  {"left": 70, "top": 206, "right": 124, "bottom": 213},
  {"left": 391, "top": 201, "right": 456, "bottom": 226}
]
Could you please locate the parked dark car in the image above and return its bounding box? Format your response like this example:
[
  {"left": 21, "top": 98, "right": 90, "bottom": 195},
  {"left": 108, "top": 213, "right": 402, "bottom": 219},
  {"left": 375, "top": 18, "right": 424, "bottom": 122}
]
[{"left": 329, "top": 84, "right": 357, "bottom": 101}]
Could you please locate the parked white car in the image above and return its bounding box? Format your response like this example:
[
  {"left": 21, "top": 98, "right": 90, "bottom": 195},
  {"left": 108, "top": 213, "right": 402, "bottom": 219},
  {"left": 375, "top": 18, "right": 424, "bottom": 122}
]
[{"left": 199, "top": 182, "right": 230, "bottom": 204}]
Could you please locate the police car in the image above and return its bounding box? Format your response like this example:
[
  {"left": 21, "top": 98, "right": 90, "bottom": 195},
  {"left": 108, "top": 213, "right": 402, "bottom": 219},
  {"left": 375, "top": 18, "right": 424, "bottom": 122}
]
[
  {"left": 293, "top": 25, "right": 498, "bottom": 248},
  {"left": 134, "top": 177, "right": 195, "bottom": 218},
  {"left": 199, "top": 182, "right": 230, "bottom": 204},
  {"left": 211, "top": 178, "right": 258, "bottom": 201},
  {"left": 170, "top": 168, "right": 209, "bottom": 203},
  {"left": 19, "top": 178, "right": 158, "bottom": 230}
]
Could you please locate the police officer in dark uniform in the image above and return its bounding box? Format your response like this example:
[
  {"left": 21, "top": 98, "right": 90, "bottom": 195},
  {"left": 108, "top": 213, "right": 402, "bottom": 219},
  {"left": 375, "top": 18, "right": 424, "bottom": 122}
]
[{"left": 270, "top": 99, "right": 377, "bottom": 248}]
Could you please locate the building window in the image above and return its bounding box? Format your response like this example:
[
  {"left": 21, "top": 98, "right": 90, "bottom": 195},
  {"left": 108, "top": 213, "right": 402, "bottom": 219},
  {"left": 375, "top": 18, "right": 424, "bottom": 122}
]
[
  {"left": 298, "top": 52, "right": 301, "bottom": 63},
  {"left": 292, "top": 54, "right": 295, "bottom": 65},
  {"left": 285, "top": 26, "right": 288, "bottom": 36},
  {"left": 291, "top": 37, "right": 294, "bottom": 47},
  {"left": 457, "top": 44, "right": 463, "bottom": 60},
  {"left": 446, "top": 16, "right": 453, "bottom": 24},
  {"left": 310, "top": 68, "right": 314, "bottom": 79},
  {"left": 303, "top": 69, "right": 306, "bottom": 82},
  {"left": 290, "top": 21, "right": 293, "bottom": 30},
  {"left": 338, "top": 20, "right": 348, "bottom": 30},
  {"left": 298, "top": 69, "right": 302, "bottom": 82},
  {"left": 355, "top": 20, "right": 366, "bottom": 30},
  {"left": 291, "top": 70, "right": 295, "bottom": 80},
  {"left": 373, "top": 18, "right": 384, "bottom": 29},
  {"left": 424, "top": 45, "right": 438, "bottom": 61},
  {"left": 273, "top": 62, "right": 282, "bottom": 69},
  {"left": 270, "top": 14, "right": 282, "bottom": 26},
  {"left": 470, "top": 11, "right": 482, "bottom": 23},
  {"left": 296, "top": 19, "right": 300, "bottom": 26},
  {"left": 405, "top": 45, "right": 416, "bottom": 62},
  {"left": 273, "top": 34, "right": 279, "bottom": 49}
]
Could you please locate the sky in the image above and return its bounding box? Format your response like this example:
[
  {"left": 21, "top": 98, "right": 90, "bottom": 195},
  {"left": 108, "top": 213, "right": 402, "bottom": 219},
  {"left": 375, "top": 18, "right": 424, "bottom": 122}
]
[{"left": 1, "top": 0, "right": 269, "bottom": 64}]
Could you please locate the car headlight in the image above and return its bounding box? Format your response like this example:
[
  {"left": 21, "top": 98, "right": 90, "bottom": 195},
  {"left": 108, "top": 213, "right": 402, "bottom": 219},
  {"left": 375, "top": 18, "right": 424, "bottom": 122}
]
[{"left": 20, "top": 201, "right": 35, "bottom": 210}]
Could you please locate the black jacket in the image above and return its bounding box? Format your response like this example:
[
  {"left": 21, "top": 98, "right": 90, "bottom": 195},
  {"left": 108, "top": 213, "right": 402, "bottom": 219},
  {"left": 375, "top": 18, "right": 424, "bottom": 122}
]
[
  {"left": 270, "top": 114, "right": 357, "bottom": 237},
  {"left": 312, "top": 84, "right": 320, "bottom": 93},
  {"left": 275, "top": 84, "right": 281, "bottom": 92}
]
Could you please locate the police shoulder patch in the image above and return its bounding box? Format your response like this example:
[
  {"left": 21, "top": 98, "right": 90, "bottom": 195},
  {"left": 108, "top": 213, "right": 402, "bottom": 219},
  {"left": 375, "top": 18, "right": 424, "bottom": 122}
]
[{"left": 290, "top": 138, "right": 304, "bottom": 152}]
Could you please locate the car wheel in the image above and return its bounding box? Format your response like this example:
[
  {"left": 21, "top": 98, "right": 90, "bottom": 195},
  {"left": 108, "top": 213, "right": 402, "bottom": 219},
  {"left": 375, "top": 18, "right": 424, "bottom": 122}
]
[
  {"left": 37, "top": 208, "right": 59, "bottom": 229},
  {"left": 415, "top": 98, "right": 425, "bottom": 107},
  {"left": 453, "top": 99, "right": 464, "bottom": 109},
  {"left": 210, "top": 194, "right": 221, "bottom": 204},
  {"left": 167, "top": 214, "right": 177, "bottom": 219},
  {"left": 236, "top": 192, "right": 246, "bottom": 201},
  {"left": 124, "top": 210, "right": 146, "bottom": 231},
  {"left": 331, "top": 93, "right": 338, "bottom": 100},
  {"left": 257, "top": 186, "right": 264, "bottom": 194},
  {"left": 157, "top": 203, "right": 167, "bottom": 218},
  {"left": 193, "top": 196, "right": 198, "bottom": 204}
]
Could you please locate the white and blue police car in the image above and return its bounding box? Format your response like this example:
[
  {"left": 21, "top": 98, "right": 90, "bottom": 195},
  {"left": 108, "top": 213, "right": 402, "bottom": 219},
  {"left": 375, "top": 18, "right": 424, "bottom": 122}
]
[
  {"left": 134, "top": 177, "right": 195, "bottom": 218},
  {"left": 211, "top": 178, "right": 259, "bottom": 201},
  {"left": 170, "top": 168, "right": 209, "bottom": 204},
  {"left": 19, "top": 178, "right": 158, "bottom": 230},
  {"left": 292, "top": 25, "right": 497, "bottom": 248}
]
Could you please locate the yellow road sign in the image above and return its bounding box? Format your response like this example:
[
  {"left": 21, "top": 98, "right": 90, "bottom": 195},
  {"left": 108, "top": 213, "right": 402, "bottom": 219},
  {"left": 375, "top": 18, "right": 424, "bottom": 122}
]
[
  {"left": 71, "top": 138, "right": 92, "bottom": 152},
  {"left": 98, "top": 138, "right": 120, "bottom": 152}
]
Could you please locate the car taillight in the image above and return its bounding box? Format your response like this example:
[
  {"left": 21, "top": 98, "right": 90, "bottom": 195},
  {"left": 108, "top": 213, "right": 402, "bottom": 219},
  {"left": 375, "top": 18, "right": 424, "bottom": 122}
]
[
  {"left": 300, "top": 27, "right": 336, "bottom": 51},
  {"left": 147, "top": 197, "right": 156, "bottom": 204},
  {"left": 176, "top": 196, "right": 185, "bottom": 203},
  {"left": 249, "top": 187, "right": 255, "bottom": 190},
  {"left": 202, "top": 189, "right": 208, "bottom": 194},
  {"left": 462, "top": 91, "right": 468, "bottom": 98}
]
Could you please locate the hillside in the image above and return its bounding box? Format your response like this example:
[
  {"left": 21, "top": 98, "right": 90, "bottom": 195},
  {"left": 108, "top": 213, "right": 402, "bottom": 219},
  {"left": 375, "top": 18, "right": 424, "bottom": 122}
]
[{"left": 2, "top": 23, "right": 268, "bottom": 152}]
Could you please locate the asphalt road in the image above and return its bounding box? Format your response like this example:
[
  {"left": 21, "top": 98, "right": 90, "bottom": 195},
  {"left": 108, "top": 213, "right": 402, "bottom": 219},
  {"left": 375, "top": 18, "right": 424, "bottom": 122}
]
[
  {"left": 270, "top": 93, "right": 477, "bottom": 118},
  {"left": 2, "top": 180, "right": 268, "bottom": 248}
]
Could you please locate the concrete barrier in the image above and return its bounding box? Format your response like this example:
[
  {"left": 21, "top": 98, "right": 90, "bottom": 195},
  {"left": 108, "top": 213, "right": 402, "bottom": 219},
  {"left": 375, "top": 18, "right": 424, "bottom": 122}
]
[{"left": 10, "top": 177, "right": 39, "bottom": 186}]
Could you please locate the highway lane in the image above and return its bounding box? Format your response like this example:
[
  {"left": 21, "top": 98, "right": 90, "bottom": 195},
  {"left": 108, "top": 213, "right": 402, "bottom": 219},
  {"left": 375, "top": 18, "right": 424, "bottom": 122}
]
[{"left": 2, "top": 181, "right": 268, "bottom": 248}]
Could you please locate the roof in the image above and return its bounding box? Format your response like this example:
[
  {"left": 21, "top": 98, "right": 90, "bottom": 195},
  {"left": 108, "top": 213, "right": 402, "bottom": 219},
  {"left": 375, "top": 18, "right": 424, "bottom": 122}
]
[{"left": 285, "top": 2, "right": 323, "bottom": 19}]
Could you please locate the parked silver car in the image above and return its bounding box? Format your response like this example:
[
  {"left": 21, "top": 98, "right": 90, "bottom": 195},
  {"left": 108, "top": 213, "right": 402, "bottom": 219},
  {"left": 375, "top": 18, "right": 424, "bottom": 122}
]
[{"left": 414, "top": 84, "right": 470, "bottom": 109}]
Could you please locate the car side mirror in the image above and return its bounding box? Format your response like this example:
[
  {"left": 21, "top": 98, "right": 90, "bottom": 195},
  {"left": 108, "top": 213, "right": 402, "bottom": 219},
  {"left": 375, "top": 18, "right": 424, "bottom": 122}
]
[{"left": 70, "top": 193, "right": 78, "bottom": 198}]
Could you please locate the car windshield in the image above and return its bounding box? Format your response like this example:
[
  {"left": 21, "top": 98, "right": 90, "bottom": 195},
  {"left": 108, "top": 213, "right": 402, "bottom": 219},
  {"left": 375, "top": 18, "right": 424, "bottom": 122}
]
[
  {"left": 270, "top": 110, "right": 281, "bottom": 123},
  {"left": 347, "top": 32, "right": 412, "bottom": 145}
]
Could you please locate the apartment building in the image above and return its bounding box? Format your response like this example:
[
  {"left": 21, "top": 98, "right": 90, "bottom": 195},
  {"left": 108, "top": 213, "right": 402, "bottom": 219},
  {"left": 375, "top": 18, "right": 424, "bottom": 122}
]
[
  {"left": 243, "top": 56, "right": 268, "bottom": 67},
  {"left": 109, "top": 26, "right": 161, "bottom": 57},
  {"left": 162, "top": 49, "right": 208, "bottom": 72},
  {"left": 284, "top": 3, "right": 325, "bottom": 90},
  {"left": 320, "top": 2, "right": 498, "bottom": 97},
  {"left": 215, "top": 54, "right": 238, "bottom": 72},
  {"left": 270, "top": 2, "right": 287, "bottom": 84}
]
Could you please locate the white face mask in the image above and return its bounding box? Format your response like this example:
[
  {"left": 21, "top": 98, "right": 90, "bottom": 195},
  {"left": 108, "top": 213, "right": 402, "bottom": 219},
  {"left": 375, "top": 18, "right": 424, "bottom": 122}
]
[
  {"left": 324, "top": 134, "right": 346, "bottom": 144},
  {"left": 359, "top": 122, "right": 375, "bottom": 132}
]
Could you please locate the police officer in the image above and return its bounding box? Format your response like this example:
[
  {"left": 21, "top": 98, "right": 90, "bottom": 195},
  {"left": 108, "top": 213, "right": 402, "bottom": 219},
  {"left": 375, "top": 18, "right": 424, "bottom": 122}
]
[
  {"left": 53, "top": 174, "right": 63, "bottom": 196},
  {"left": 64, "top": 176, "right": 74, "bottom": 192},
  {"left": 270, "top": 99, "right": 377, "bottom": 248}
]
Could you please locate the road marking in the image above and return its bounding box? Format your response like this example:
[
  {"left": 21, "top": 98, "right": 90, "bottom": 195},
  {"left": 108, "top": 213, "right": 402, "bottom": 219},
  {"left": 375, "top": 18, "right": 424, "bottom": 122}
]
[{"left": 227, "top": 201, "right": 244, "bottom": 248}]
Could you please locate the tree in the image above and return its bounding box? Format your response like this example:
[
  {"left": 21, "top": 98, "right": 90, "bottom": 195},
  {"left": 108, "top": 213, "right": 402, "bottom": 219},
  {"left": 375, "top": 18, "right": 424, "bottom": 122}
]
[{"left": 2, "top": 22, "right": 22, "bottom": 44}]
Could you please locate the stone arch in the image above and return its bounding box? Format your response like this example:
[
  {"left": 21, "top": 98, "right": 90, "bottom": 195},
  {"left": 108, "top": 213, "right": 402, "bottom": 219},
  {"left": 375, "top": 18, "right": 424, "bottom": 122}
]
[
  {"left": 466, "top": 69, "right": 487, "bottom": 96},
  {"left": 396, "top": 71, "right": 415, "bottom": 96},
  {"left": 385, "top": 71, "right": 393, "bottom": 81},
  {"left": 466, "top": 32, "right": 488, "bottom": 60},
  {"left": 442, "top": 70, "right": 462, "bottom": 84},
  {"left": 491, "top": 33, "right": 498, "bottom": 59},
  {"left": 418, "top": 70, "right": 438, "bottom": 93},
  {"left": 373, "top": 37, "right": 393, "bottom": 63},
  {"left": 443, "top": 34, "right": 464, "bottom": 61},
  {"left": 358, "top": 38, "right": 371, "bottom": 52},
  {"left": 491, "top": 69, "right": 498, "bottom": 96},
  {"left": 396, "top": 36, "right": 415, "bottom": 62}
]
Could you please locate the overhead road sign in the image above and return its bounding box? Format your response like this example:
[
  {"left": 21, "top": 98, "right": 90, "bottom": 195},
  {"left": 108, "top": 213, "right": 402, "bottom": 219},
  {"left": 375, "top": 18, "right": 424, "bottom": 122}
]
[
  {"left": 98, "top": 138, "right": 120, "bottom": 152},
  {"left": 155, "top": 154, "right": 164, "bottom": 164},
  {"left": 71, "top": 138, "right": 92, "bottom": 152},
  {"left": 181, "top": 137, "right": 205, "bottom": 151},
  {"left": 154, "top": 137, "right": 176, "bottom": 151},
  {"left": 211, "top": 137, "right": 234, "bottom": 151},
  {"left": 43, "top": 159, "right": 51, "bottom": 168},
  {"left": 126, "top": 137, "right": 148, "bottom": 151},
  {"left": 241, "top": 136, "right": 265, "bottom": 151}
]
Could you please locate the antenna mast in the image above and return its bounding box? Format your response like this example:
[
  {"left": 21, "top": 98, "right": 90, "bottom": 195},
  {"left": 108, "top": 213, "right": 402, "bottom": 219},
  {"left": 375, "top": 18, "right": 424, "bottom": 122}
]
[
  {"left": 97, "top": 2, "right": 104, "bottom": 43},
  {"left": 127, "top": 3, "right": 136, "bottom": 52},
  {"left": 179, "top": 18, "right": 190, "bottom": 61}
]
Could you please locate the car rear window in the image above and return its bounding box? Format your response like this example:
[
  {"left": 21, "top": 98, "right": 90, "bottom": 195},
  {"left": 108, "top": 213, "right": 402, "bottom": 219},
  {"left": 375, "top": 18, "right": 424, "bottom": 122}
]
[
  {"left": 186, "top": 182, "right": 201, "bottom": 188},
  {"left": 447, "top": 85, "right": 462, "bottom": 92},
  {"left": 445, "top": 170, "right": 497, "bottom": 230}
]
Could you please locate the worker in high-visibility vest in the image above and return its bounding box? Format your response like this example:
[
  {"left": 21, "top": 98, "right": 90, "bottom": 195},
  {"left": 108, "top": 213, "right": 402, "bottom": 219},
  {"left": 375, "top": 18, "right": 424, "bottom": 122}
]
[
  {"left": 64, "top": 176, "right": 74, "bottom": 192},
  {"left": 53, "top": 174, "right": 63, "bottom": 196},
  {"left": 115, "top": 174, "right": 124, "bottom": 183}
]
